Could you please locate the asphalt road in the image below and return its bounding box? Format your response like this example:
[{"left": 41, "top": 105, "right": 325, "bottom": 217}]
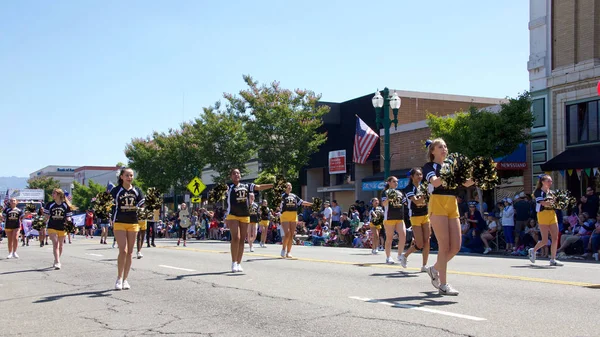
[{"left": 1, "top": 237, "right": 598, "bottom": 337}]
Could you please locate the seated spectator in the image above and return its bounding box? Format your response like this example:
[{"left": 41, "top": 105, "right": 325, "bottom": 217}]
[
  {"left": 559, "top": 212, "right": 594, "bottom": 255},
  {"left": 336, "top": 213, "right": 353, "bottom": 246},
  {"left": 590, "top": 213, "right": 600, "bottom": 261},
  {"left": 481, "top": 213, "right": 498, "bottom": 254}
]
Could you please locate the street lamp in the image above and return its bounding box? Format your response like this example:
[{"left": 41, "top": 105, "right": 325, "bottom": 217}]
[{"left": 373, "top": 87, "right": 401, "bottom": 181}]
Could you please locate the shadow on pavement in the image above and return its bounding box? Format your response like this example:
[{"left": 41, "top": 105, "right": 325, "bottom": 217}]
[
  {"left": 99, "top": 259, "right": 118, "bottom": 262},
  {"left": 34, "top": 290, "right": 113, "bottom": 303},
  {"left": 377, "top": 292, "right": 456, "bottom": 307},
  {"left": 510, "top": 265, "right": 556, "bottom": 270},
  {"left": 0, "top": 267, "right": 54, "bottom": 276},
  {"left": 370, "top": 271, "right": 419, "bottom": 279},
  {"left": 245, "top": 258, "right": 285, "bottom": 262},
  {"left": 165, "top": 271, "right": 231, "bottom": 281}
]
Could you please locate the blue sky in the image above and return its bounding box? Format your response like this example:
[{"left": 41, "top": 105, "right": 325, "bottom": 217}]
[{"left": 0, "top": 0, "right": 529, "bottom": 178}]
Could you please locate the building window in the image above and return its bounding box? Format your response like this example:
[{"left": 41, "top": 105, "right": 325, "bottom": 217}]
[
  {"left": 532, "top": 98, "right": 545, "bottom": 128},
  {"left": 531, "top": 138, "right": 548, "bottom": 189},
  {"left": 566, "top": 99, "right": 600, "bottom": 146}
]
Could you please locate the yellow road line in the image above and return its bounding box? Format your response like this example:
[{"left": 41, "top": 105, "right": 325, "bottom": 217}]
[{"left": 155, "top": 245, "right": 599, "bottom": 288}]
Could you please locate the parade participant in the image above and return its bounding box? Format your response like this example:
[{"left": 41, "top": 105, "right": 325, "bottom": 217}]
[
  {"left": 136, "top": 218, "right": 147, "bottom": 258},
  {"left": 99, "top": 212, "right": 110, "bottom": 245},
  {"left": 368, "top": 198, "right": 383, "bottom": 255},
  {"left": 423, "top": 138, "right": 474, "bottom": 296},
  {"left": 110, "top": 167, "right": 144, "bottom": 290},
  {"left": 381, "top": 176, "right": 407, "bottom": 265},
  {"left": 177, "top": 203, "right": 190, "bottom": 247},
  {"left": 529, "top": 175, "right": 564, "bottom": 267},
  {"left": 44, "top": 189, "right": 77, "bottom": 269},
  {"left": 247, "top": 198, "right": 259, "bottom": 252},
  {"left": 226, "top": 169, "right": 273, "bottom": 272},
  {"left": 280, "top": 182, "right": 312, "bottom": 259},
  {"left": 400, "top": 168, "right": 431, "bottom": 271},
  {"left": 1, "top": 198, "right": 24, "bottom": 259},
  {"left": 146, "top": 209, "right": 159, "bottom": 247},
  {"left": 258, "top": 200, "right": 270, "bottom": 248}
]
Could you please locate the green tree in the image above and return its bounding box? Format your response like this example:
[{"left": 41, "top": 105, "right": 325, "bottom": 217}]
[
  {"left": 72, "top": 180, "right": 106, "bottom": 210},
  {"left": 124, "top": 135, "right": 172, "bottom": 192},
  {"left": 26, "top": 176, "right": 61, "bottom": 202},
  {"left": 116, "top": 162, "right": 125, "bottom": 167},
  {"left": 426, "top": 92, "right": 533, "bottom": 158},
  {"left": 225, "top": 75, "right": 329, "bottom": 178},
  {"left": 189, "top": 104, "right": 254, "bottom": 184},
  {"left": 426, "top": 91, "right": 533, "bottom": 209}
]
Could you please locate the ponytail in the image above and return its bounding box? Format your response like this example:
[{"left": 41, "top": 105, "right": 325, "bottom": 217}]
[{"left": 535, "top": 174, "right": 550, "bottom": 191}]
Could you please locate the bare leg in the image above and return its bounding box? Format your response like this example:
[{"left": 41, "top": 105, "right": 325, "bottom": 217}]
[
  {"left": 115, "top": 230, "right": 128, "bottom": 279},
  {"left": 123, "top": 231, "right": 137, "bottom": 280},
  {"left": 236, "top": 223, "right": 248, "bottom": 263},
  {"left": 422, "top": 223, "right": 431, "bottom": 266},
  {"left": 548, "top": 223, "right": 559, "bottom": 260},
  {"left": 227, "top": 220, "right": 240, "bottom": 262}
]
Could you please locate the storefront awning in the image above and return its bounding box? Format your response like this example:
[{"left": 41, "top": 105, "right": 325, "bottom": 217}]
[
  {"left": 540, "top": 144, "right": 600, "bottom": 171},
  {"left": 494, "top": 143, "right": 527, "bottom": 170},
  {"left": 361, "top": 168, "right": 411, "bottom": 191}
]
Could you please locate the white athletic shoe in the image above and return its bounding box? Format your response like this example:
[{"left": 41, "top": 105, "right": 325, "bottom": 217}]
[
  {"left": 439, "top": 283, "right": 459, "bottom": 296},
  {"left": 232, "top": 262, "right": 239, "bottom": 272},
  {"left": 54, "top": 262, "right": 61, "bottom": 270},
  {"left": 115, "top": 279, "right": 123, "bottom": 290},
  {"left": 398, "top": 253, "right": 407, "bottom": 268},
  {"left": 12, "top": 252, "right": 19, "bottom": 259},
  {"left": 237, "top": 264, "right": 244, "bottom": 272},
  {"left": 427, "top": 266, "right": 440, "bottom": 289},
  {"left": 483, "top": 247, "right": 492, "bottom": 255},
  {"left": 371, "top": 249, "right": 378, "bottom": 255},
  {"left": 136, "top": 251, "right": 143, "bottom": 259},
  {"left": 7, "top": 253, "right": 13, "bottom": 259},
  {"left": 385, "top": 257, "right": 395, "bottom": 264},
  {"left": 550, "top": 259, "right": 564, "bottom": 267},
  {"left": 122, "top": 280, "right": 131, "bottom": 290},
  {"left": 281, "top": 249, "right": 286, "bottom": 258},
  {"left": 420, "top": 265, "right": 429, "bottom": 273},
  {"left": 249, "top": 246, "right": 254, "bottom": 252},
  {"left": 528, "top": 248, "right": 536, "bottom": 264}
]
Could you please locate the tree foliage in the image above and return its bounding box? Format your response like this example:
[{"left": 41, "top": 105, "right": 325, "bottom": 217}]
[
  {"left": 426, "top": 92, "right": 533, "bottom": 158},
  {"left": 72, "top": 180, "right": 106, "bottom": 211},
  {"left": 226, "top": 75, "right": 329, "bottom": 178},
  {"left": 26, "top": 176, "right": 61, "bottom": 202}
]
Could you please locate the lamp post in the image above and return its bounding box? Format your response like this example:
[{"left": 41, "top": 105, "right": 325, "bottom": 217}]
[{"left": 372, "top": 87, "right": 401, "bottom": 181}]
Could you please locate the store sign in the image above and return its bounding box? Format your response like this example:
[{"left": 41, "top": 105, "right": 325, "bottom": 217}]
[
  {"left": 328, "top": 150, "right": 346, "bottom": 174},
  {"left": 57, "top": 168, "right": 75, "bottom": 172},
  {"left": 497, "top": 162, "right": 527, "bottom": 170},
  {"left": 362, "top": 178, "right": 409, "bottom": 191}
]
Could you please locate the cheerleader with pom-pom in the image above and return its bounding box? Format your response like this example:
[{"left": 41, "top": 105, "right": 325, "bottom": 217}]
[
  {"left": 381, "top": 176, "right": 407, "bottom": 265},
  {"left": 422, "top": 139, "right": 474, "bottom": 296},
  {"left": 279, "top": 182, "right": 313, "bottom": 259},
  {"left": 1, "top": 198, "right": 24, "bottom": 259},
  {"left": 44, "top": 189, "right": 77, "bottom": 269},
  {"left": 368, "top": 198, "right": 384, "bottom": 254},
  {"left": 258, "top": 200, "right": 271, "bottom": 248}
]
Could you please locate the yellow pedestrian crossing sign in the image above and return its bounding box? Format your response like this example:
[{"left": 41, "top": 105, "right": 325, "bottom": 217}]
[
  {"left": 187, "top": 177, "right": 206, "bottom": 196},
  {"left": 191, "top": 197, "right": 202, "bottom": 204}
]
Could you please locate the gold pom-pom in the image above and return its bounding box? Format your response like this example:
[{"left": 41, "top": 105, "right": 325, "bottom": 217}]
[
  {"left": 145, "top": 187, "right": 162, "bottom": 211},
  {"left": 92, "top": 192, "right": 114, "bottom": 219},
  {"left": 471, "top": 156, "right": 500, "bottom": 190},
  {"left": 208, "top": 183, "right": 228, "bottom": 204},
  {"left": 440, "top": 152, "right": 472, "bottom": 189},
  {"left": 311, "top": 197, "right": 322, "bottom": 212}
]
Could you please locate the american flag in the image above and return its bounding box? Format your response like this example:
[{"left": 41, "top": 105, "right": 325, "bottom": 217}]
[
  {"left": 66, "top": 193, "right": 72, "bottom": 201},
  {"left": 353, "top": 116, "right": 379, "bottom": 164}
]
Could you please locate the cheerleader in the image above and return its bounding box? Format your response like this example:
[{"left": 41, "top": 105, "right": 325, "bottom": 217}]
[
  {"left": 136, "top": 219, "right": 147, "bottom": 259},
  {"left": 400, "top": 168, "right": 431, "bottom": 271},
  {"left": 44, "top": 189, "right": 77, "bottom": 269},
  {"left": 280, "top": 182, "right": 312, "bottom": 258},
  {"left": 423, "top": 138, "right": 474, "bottom": 296},
  {"left": 110, "top": 167, "right": 144, "bottom": 290},
  {"left": 99, "top": 213, "right": 110, "bottom": 245},
  {"left": 528, "top": 175, "right": 564, "bottom": 266},
  {"left": 247, "top": 198, "right": 259, "bottom": 252},
  {"left": 258, "top": 200, "right": 270, "bottom": 248},
  {"left": 226, "top": 169, "right": 273, "bottom": 272},
  {"left": 37, "top": 207, "right": 47, "bottom": 247},
  {"left": 381, "top": 176, "right": 407, "bottom": 265},
  {"left": 368, "top": 198, "right": 383, "bottom": 255},
  {"left": 1, "top": 198, "right": 24, "bottom": 259}
]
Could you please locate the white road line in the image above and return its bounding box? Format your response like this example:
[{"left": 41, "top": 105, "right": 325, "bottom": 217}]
[
  {"left": 158, "top": 265, "right": 196, "bottom": 272},
  {"left": 349, "top": 296, "right": 487, "bottom": 321},
  {"left": 85, "top": 253, "right": 103, "bottom": 257}
]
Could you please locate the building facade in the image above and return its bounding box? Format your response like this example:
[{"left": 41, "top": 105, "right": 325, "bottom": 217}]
[
  {"left": 301, "top": 91, "right": 504, "bottom": 211},
  {"left": 74, "top": 166, "right": 121, "bottom": 189},
  {"left": 30, "top": 165, "right": 79, "bottom": 195},
  {"left": 528, "top": 0, "right": 600, "bottom": 196}
]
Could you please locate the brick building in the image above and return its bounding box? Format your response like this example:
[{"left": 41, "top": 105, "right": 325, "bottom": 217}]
[
  {"left": 528, "top": 0, "right": 600, "bottom": 196},
  {"left": 301, "top": 91, "right": 504, "bottom": 210}
]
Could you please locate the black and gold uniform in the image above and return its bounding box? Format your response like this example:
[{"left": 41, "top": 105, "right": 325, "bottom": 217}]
[
  {"left": 280, "top": 193, "right": 304, "bottom": 222},
  {"left": 369, "top": 206, "right": 384, "bottom": 229},
  {"left": 381, "top": 189, "right": 406, "bottom": 224},
  {"left": 259, "top": 205, "right": 270, "bottom": 227},
  {"left": 422, "top": 162, "right": 459, "bottom": 219},
  {"left": 249, "top": 202, "right": 259, "bottom": 224},
  {"left": 226, "top": 183, "right": 255, "bottom": 223},
  {"left": 404, "top": 183, "right": 429, "bottom": 226},
  {"left": 534, "top": 189, "right": 557, "bottom": 225},
  {"left": 111, "top": 185, "right": 145, "bottom": 232},
  {"left": 2, "top": 207, "right": 23, "bottom": 232},
  {"left": 44, "top": 202, "right": 73, "bottom": 236}
]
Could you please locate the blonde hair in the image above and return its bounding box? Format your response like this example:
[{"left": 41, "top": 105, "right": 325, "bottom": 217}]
[
  {"left": 427, "top": 138, "right": 446, "bottom": 162},
  {"left": 53, "top": 188, "right": 78, "bottom": 211},
  {"left": 535, "top": 174, "right": 551, "bottom": 191}
]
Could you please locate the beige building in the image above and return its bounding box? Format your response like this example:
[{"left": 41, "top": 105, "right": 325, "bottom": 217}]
[{"left": 529, "top": 0, "right": 600, "bottom": 196}]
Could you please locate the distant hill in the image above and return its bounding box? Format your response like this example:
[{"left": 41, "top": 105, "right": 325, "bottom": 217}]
[{"left": 0, "top": 177, "right": 28, "bottom": 190}]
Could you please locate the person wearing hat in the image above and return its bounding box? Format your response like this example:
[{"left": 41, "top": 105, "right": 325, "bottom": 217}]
[
  {"left": 322, "top": 201, "right": 332, "bottom": 226},
  {"left": 501, "top": 198, "right": 515, "bottom": 253},
  {"left": 513, "top": 192, "right": 530, "bottom": 248},
  {"left": 481, "top": 212, "right": 498, "bottom": 254}
]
